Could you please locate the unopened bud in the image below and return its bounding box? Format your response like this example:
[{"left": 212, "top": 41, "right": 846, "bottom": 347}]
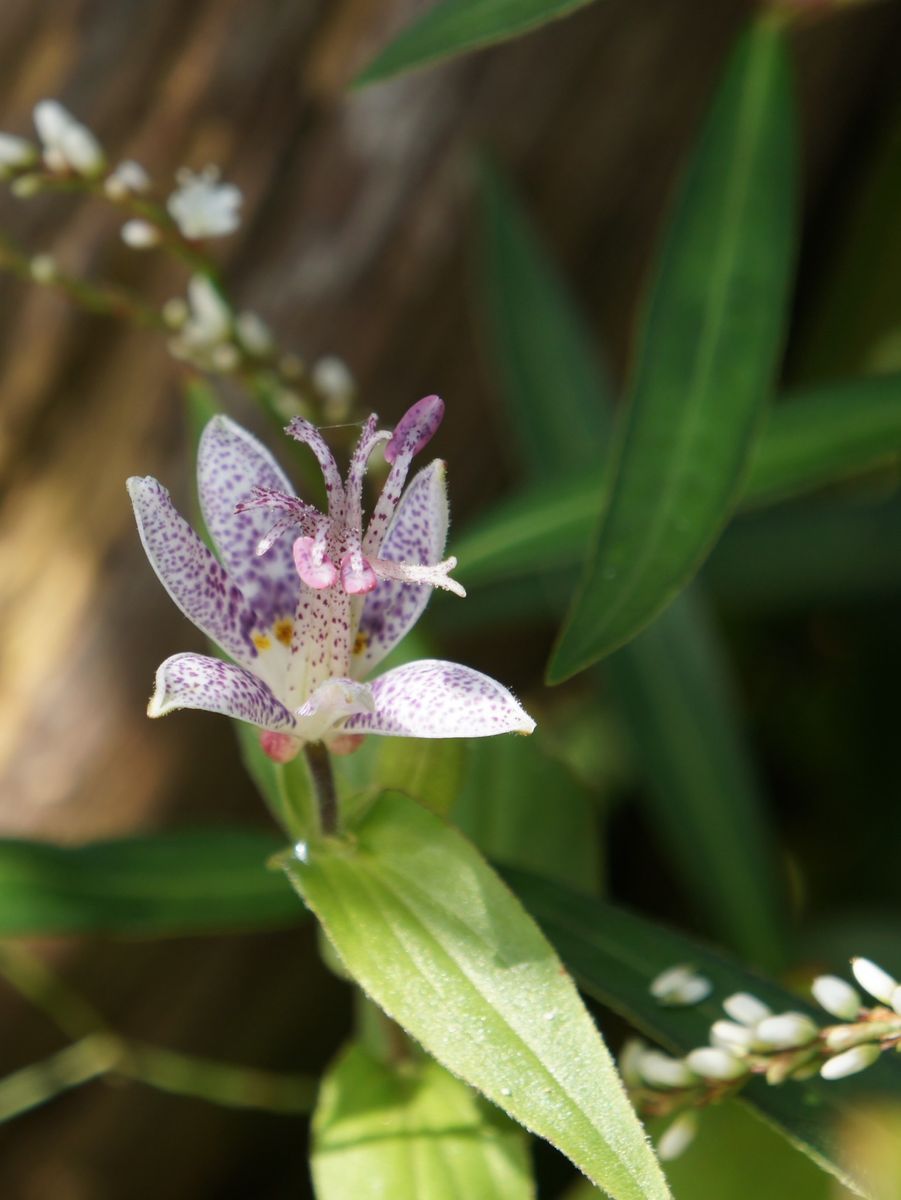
[
  {"left": 650, "top": 964, "right": 712, "bottom": 1007},
  {"left": 755, "top": 1012, "right": 819, "bottom": 1050},
  {"left": 821, "top": 1043, "right": 880, "bottom": 1081},
  {"left": 161, "top": 297, "right": 189, "bottom": 329},
  {"left": 811, "top": 975, "right": 861, "bottom": 1021},
  {"left": 121, "top": 219, "right": 160, "bottom": 249},
  {"left": 104, "top": 159, "right": 150, "bottom": 200},
  {"left": 211, "top": 342, "right": 240, "bottom": 372},
  {"left": 710, "top": 1020, "right": 755, "bottom": 1053},
  {"left": 29, "top": 254, "right": 57, "bottom": 283},
  {"left": 617, "top": 1038, "right": 646, "bottom": 1088},
  {"left": 657, "top": 1112, "right": 698, "bottom": 1162},
  {"left": 851, "top": 958, "right": 897, "bottom": 1006},
  {"left": 638, "top": 1050, "right": 697, "bottom": 1089},
  {"left": 235, "top": 310, "right": 273, "bottom": 357},
  {"left": 685, "top": 1046, "right": 748, "bottom": 1081},
  {"left": 722, "top": 992, "right": 771, "bottom": 1027},
  {"left": 0, "top": 133, "right": 37, "bottom": 175}
]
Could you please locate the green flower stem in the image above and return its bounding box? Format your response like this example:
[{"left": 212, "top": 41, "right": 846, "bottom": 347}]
[
  {"left": 0, "top": 1034, "right": 119, "bottom": 1122},
  {"left": 305, "top": 742, "right": 339, "bottom": 836},
  {"left": 0, "top": 942, "right": 108, "bottom": 1041}
]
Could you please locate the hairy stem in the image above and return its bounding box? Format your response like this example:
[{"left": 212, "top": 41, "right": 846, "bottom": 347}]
[{"left": 305, "top": 741, "right": 339, "bottom": 836}]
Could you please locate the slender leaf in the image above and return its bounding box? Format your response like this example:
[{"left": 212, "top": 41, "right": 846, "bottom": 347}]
[
  {"left": 0, "top": 830, "right": 300, "bottom": 936},
  {"left": 605, "top": 588, "right": 786, "bottom": 968},
  {"left": 312, "top": 1042, "right": 534, "bottom": 1199},
  {"left": 548, "top": 20, "right": 797, "bottom": 681},
  {"left": 453, "top": 735, "right": 601, "bottom": 894},
  {"left": 356, "top": 0, "right": 600, "bottom": 87},
  {"left": 478, "top": 156, "right": 611, "bottom": 478},
  {"left": 284, "top": 791, "right": 671, "bottom": 1200},
  {"left": 506, "top": 866, "right": 901, "bottom": 1199}
]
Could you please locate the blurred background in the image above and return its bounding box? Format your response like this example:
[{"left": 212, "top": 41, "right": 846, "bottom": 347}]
[{"left": 2, "top": 0, "right": 901, "bottom": 1195}]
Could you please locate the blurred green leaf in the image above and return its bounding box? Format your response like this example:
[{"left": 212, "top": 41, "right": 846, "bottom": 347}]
[
  {"left": 356, "top": 0, "right": 600, "bottom": 87},
  {"left": 312, "top": 1042, "right": 534, "bottom": 1199},
  {"left": 284, "top": 791, "right": 671, "bottom": 1200},
  {"left": 478, "top": 155, "right": 611, "bottom": 478},
  {"left": 453, "top": 735, "right": 601, "bottom": 894},
  {"left": 454, "top": 373, "right": 901, "bottom": 597},
  {"left": 548, "top": 20, "right": 797, "bottom": 681},
  {"left": 0, "top": 830, "right": 300, "bottom": 937},
  {"left": 605, "top": 588, "right": 786, "bottom": 968},
  {"left": 507, "top": 866, "right": 901, "bottom": 1199}
]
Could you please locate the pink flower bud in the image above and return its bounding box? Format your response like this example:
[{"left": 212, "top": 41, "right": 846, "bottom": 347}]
[{"left": 384, "top": 394, "right": 444, "bottom": 464}]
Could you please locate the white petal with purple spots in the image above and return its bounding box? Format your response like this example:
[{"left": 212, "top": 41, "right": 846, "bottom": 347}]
[
  {"left": 148, "top": 652, "right": 297, "bottom": 731},
  {"left": 353, "top": 461, "right": 449, "bottom": 677},
  {"left": 344, "top": 659, "right": 535, "bottom": 738},
  {"left": 128, "top": 475, "right": 266, "bottom": 671},
  {"left": 197, "top": 416, "right": 299, "bottom": 625}
]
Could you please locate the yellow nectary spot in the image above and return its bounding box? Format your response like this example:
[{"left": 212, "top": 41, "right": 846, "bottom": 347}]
[
  {"left": 352, "top": 631, "right": 369, "bottom": 656},
  {"left": 274, "top": 619, "right": 293, "bottom": 646},
  {"left": 253, "top": 633, "right": 271, "bottom": 651}
]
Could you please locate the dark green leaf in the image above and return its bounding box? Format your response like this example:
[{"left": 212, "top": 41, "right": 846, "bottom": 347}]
[
  {"left": 356, "top": 0, "right": 601, "bottom": 87},
  {"left": 0, "top": 830, "right": 300, "bottom": 937},
  {"left": 548, "top": 20, "right": 797, "bottom": 680},
  {"left": 285, "top": 791, "right": 671, "bottom": 1200},
  {"left": 312, "top": 1042, "right": 534, "bottom": 1199},
  {"left": 605, "top": 588, "right": 787, "bottom": 969},
  {"left": 507, "top": 867, "right": 901, "bottom": 1199},
  {"left": 478, "top": 155, "right": 611, "bottom": 478}
]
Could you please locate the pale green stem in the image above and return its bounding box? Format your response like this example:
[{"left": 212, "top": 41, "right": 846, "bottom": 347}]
[{"left": 0, "top": 1034, "right": 119, "bottom": 1122}]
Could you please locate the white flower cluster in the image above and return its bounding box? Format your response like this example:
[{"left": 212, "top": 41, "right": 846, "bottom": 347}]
[
  {"left": 627, "top": 955, "right": 901, "bottom": 1160},
  {"left": 0, "top": 99, "right": 103, "bottom": 180}
]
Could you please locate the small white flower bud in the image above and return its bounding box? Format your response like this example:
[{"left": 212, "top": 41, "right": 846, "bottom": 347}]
[
  {"left": 168, "top": 166, "right": 241, "bottom": 239},
  {"left": 820, "top": 1043, "right": 880, "bottom": 1081},
  {"left": 811, "top": 975, "right": 862, "bottom": 1021},
  {"left": 34, "top": 99, "right": 104, "bottom": 176},
  {"left": 312, "top": 355, "right": 355, "bottom": 418},
  {"left": 851, "top": 958, "right": 897, "bottom": 1006},
  {"left": 29, "top": 254, "right": 57, "bottom": 283},
  {"left": 650, "top": 964, "right": 710, "bottom": 1005},
  {"left": 104, "top": 159, "right": 150, "bottom": 200},
  {"left": 722, "top": 992, "right": 771, "bottom": 1027},
  {"left": 60, "top": 122, "right": 104, "bottom": 176},
  {"left": 824, "top": 1024, "right": 872, "bottom": 1053},
  {"left": 211, "top": 342, "right": 240, "bottom": 372},
  {"left": 235, "top": 310, "right": 273, "bottom": 357},
  {"left": 121, "top": 219, "right": 160, "bottom": 249},
  {"left": 638, "top": 1050, "right": 697, "bottom": 1089},
  {"left": 657, "top": 1112, "right": 698, "bottom": 1162},
  {"left": 892, "top": 987, "right": 901, "bottom": 1016},
  {"left": 0, "top": 133, "right": 37, "bottom": 174},
  {"left": 161, "top": 297, "right": 189, "bottom": 329},
  {"left": 710, "top": 1020, "right": 755, "bottom": 1053},
  {"left": 187, "top": 274, "right": 231, "bottom": 343},
  {"left": 755, "top": 1012, "right": 819, "bottom": 1049},
  {"left": 617, "top": 1037, "right": 646, "bottom": 1088},
  {"left": 271, "top": 388, "right": 310, "bottom": 422},
  {"left": 685, "top": 1046, "right": 748, "bottom": 1081}
]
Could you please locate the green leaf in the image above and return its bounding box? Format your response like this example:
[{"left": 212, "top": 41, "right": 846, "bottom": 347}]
[
  {"left": 478, "top": 156, "right": 612, "bottom": 479},
  {"left": 548, "top": 19, "right": 797, "bottom": 681},
  {"left": 452, "top": 735, "right": 601, "bottom": 895},
  {"left": 454, "top": 372, "right": 901, "bottom": 597},
  {"left": 0, "top": 830, "right": 301, "bottom": 936},
  {"left": 334, "top": 735, "right": 467, "bottom": 823},
  {"left": 507, "top": 867, "right": 901, "bottom": 1199},
  {"left": 284, "top": 791, "right": 671, "bottom": 1200},
  {"left": 312, "top": 1042, "right": 534, "bottom": 1199},
  {"left": 355, "top": 0, "right": 600, "bottom": 88},
  {"left": 605, "top": 588, "right": 786, "bottom": 968}
]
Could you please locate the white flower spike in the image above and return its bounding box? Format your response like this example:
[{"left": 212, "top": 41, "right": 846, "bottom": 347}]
[{"left": 168, "top": 166, "right": 241, "bottom": 239}]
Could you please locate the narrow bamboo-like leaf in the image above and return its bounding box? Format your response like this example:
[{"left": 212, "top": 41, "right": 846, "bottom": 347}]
[
  {"left": 453, "top": 735, "right": 601, "bottom": 894},
  {"left": 605, "top": 588, "right": 786, "bottom": 968},
  {"left": 548, "top": 20, "right": 797, "bottom": 681},
  {"left": 312, "top": 1042, "right": 534, "bottom": 1199},
  {"left": 356, "top": 0, "right": 600, "bottom": 87},
  {"left": 506, "top": 867, "right": 901, "bottom": 1199},
  {"left": 0, "top": 830, "right": 300, "bottom": 936},
  {"left": 455, "top": 373, "right": 901, "bottom": 594},
  {"left": 284, "top": 791, "right": 671, "bottom": 1200},
  {"left": 478, "top": 156, "right": 611, "bottom": 478}
]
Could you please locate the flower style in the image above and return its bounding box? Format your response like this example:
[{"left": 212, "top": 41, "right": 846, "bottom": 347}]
[
  {"left": 167, "top": 166, "right": 242, "bottom": 239},
  {"left": 128, "top": 398, "right": 535, "bottom": 761}
]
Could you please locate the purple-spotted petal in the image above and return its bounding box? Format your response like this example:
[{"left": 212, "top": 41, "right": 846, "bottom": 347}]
[
  {"left": 197, "top": 416, "right": 299, "bottom": 625},
  {"left": 128, "top": 475, "right": 265, "bottom": 669},
  {"left": 344, "top": 659, "right": 535, "bottom": 738},
  {"left": 384, "top": 394, "right": 444, "bottom": 464},
  {"left": 148, "top": 652, "right": 297, "bottom": 732},
  {"left": 353, "top": 461, "right": 449, "bottom": 677}
]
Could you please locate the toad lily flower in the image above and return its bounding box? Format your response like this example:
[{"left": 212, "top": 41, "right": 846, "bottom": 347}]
[{"left": 128, "top": 398, "right": 534, "bottom": 760}]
